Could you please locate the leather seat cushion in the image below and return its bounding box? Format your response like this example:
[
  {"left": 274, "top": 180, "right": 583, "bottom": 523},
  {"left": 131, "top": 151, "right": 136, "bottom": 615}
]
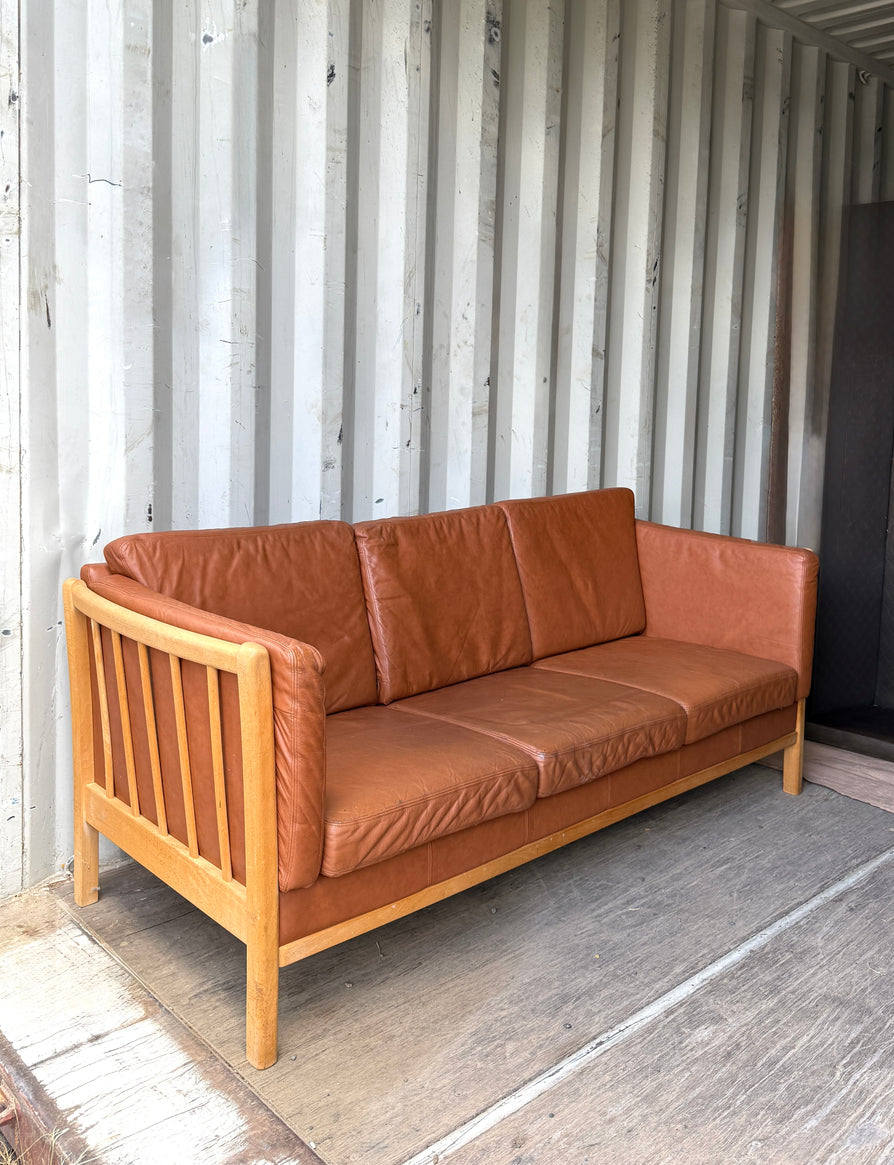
[
  {"left": 322, "top": 706, "right": 539, "bottom": 877},
  {"left": 355, "top": 506, "right": 533, "bottom": 703},
  {"left": 394, "top": 668, "right": 686, "bottom": 797},
  {"left": 498, "top": 489, "right": 646, "bottom": 658},
  {"left": 533, "top": 637, "right": 798, "bottom": 744}
]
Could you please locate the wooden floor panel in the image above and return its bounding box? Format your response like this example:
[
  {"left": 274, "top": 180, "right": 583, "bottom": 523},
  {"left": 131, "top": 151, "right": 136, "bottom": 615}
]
[
  {"left": 52, "top": 764, "right": 894, "bottom": 1165},
  {"left": 0, "top": 890, "right": 316, "bottom": 1165},
  {"left": 445, "top": 854, "right": 894, "bottom": 1165}
]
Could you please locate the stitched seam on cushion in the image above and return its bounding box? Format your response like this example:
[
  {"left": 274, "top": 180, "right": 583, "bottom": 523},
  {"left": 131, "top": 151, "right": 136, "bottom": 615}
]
[
  {"left": 534, "top": 664, "right": 795, "bottom": 709},
  {"left": 392, "top": 704, "right": 685, "bottom": 764},
  {"left": 355, "top": 533, "right": 393, "bottom": 702},
  {"left": 325, "top": 761, "right": 538, "bottom": 826}
]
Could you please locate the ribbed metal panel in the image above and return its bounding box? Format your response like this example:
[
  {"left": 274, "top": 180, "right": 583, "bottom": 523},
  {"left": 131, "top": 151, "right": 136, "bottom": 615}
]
[{"left": 7, "top": 0, "right": 894, "bottom": 887}]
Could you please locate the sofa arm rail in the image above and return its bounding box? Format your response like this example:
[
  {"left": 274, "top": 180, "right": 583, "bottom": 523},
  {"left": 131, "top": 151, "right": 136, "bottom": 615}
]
[{"left": 63, "top": 578, "right": 281, "bottom": 1066}]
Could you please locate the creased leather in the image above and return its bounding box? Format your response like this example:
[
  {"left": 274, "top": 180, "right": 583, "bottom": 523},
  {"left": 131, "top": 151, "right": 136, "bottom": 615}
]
[
  {"left": 355, "top": 506, "right": 533, "bottom": 703},
  {"left": 635, "top": 521, "right": 819, "bottom": 700},
  {"left": 81, "top": 564, "right": 326, "bottom": 892},
  {"left": 498, "top": 488, "right": 646, "bottom": 658},
  {"left": 104, "top": 520, "right": 377, "bottom": 714},
  {"left": 394, "top": 667, "right": 686, "bottom": 796},
  {"left": 534, "top": 637, "right": 798, "bottom": 743},
  {"left": 322, "top": 705, "right": 538, "bottom": 877},
  {"left": 277, "top": 704, "right": 799, "bottom": 944}
]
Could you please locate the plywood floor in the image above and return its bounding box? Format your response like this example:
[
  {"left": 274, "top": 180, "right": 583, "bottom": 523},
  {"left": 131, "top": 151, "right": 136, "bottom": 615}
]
[{"left": 33, "top": 759, "right": 894, "bottom": 1165}]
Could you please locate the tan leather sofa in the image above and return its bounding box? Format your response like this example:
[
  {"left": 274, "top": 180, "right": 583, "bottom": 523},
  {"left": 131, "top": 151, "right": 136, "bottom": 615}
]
[{"left": 63, "top": 488, "right": 818, "bottom": 1068}]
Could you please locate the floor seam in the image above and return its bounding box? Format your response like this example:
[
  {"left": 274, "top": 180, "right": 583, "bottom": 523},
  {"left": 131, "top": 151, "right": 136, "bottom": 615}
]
[{"left": 399, "top": 843, "right": 894, "bottom": 1165}]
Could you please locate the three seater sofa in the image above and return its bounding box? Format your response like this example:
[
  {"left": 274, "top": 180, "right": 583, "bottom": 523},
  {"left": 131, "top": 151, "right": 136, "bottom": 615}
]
[{"left": 63, "top": 487, "right": 819, "bottom": 1068}]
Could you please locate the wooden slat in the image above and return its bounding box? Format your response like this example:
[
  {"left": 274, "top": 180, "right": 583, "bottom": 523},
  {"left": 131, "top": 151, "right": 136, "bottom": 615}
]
[
  {"left": 89, "top": 619, "right": 115, "bottom": 797},
  {"left": 168, "top": 655, "right": 198, "bottom": 859},
  {"left": 138, "top": 643, "right": 168, "bottom": 836},
  {"left": 206, "top": 666, "right": 232, "bottom": 882},
  {"left": 110, "top": 631, "right": 140, "bottom": 815}
]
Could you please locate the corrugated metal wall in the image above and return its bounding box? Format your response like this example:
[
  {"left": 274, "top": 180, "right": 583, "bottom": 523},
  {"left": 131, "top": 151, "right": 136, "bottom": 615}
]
[{"left": 4, "top": 0, "right": 894, "bottom": 891}]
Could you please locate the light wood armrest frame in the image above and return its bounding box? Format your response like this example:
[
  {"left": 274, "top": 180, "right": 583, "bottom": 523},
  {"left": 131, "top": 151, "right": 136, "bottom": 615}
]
[{"left": 63, "top": 578, "right": 280, "bottom": 1068}]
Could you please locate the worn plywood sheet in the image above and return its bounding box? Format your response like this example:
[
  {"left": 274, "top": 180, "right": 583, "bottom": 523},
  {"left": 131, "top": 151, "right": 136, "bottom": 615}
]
[
  {"left": 805, "top": 740, "right": 894, "bottom": 815},
  {"left": 58, "top": 767, "right": 894, "bottom": 1165},
  {"left": 0, "top": 889, "right": 317, "bottom": 1165},
  {"left": 442, "top": 850, "right": 894, "bottom": 1165}
]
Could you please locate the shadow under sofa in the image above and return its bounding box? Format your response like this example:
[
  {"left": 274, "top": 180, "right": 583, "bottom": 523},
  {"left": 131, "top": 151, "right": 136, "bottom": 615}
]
[{"left": 63, "top": 488, "right": 819, "bottom": 1068}]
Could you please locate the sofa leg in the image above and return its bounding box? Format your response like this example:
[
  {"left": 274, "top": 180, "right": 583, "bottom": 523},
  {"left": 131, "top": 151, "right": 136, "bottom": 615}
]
[
  {"left": 74, "top": 818, "right": 100, "bottom": 907},
  {"left": 246, "top": 935, "right": 279, "bottom": 1070},
  {"left": 782, "top": 699, "right": 806, "bottom": 796}
]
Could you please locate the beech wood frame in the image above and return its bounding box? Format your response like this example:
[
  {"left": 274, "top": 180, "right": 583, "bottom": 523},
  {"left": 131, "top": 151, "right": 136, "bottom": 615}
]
[{"left": 63, "top": 577, "right": 806, "bottom": 1070}]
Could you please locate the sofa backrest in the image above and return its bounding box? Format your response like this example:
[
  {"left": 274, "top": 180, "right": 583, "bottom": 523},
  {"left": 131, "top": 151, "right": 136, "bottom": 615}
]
[
  {"left": 104, "top": 521, "right": 378, "bottom": 714},
  {"left": 355, "top": 505, "right": 533, "bottom": 703},
  {"left": 498, "top": 488, "right": 646, "bottom": 659}
]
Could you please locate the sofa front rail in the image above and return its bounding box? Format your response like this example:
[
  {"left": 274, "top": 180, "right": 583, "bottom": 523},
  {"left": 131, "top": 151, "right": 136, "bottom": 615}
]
[{"left": 62, "top": 578, "right": 280, "bottom": 1068}]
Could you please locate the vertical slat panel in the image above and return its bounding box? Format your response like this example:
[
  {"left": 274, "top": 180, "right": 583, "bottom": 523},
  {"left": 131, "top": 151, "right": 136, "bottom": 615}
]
[
  {"left": 784, "top": 42, "right": 825, "bottom": 547},
  {"left": 491, "top": 0, "right": 563, "bottom": 502},
  {"left": 206, "top": 666, "right": 232, "bottom": 882},
  {"left": 169, "top": 1, "right": 258, "bottom": 529},
  {"left": 350, "top": 0, "right": 425, "bottom": 520},
  {"left": 652, "top": 0, "right": 715, "bottom": 527},
  {"left": 852, "top": 71, "right": 884, "bottom": 204},
  {"left": 0, "top": 0, "right": 22, "bottom": 896},
  {"left": 168, "top": 656, "right": 199, "bottom": 858},
  {"left": 427, "top": 0, "right": 499, "bottom": 512},
  {"left": 797, "top": 59, "right": 854, "bottom": 552},
  {"left": 268, "top": 0, "right": 347, "bottom": 523},
  {"left": 881, "top": 84, "right": 894, "bottom": 200},
  {"left": 603, "top": 0, "right": 671, "bottom": 513},
  {"left": 552, "top": 0, "right": 620, "bottom": 497},
  {"left": 694, "top": 7, "right": 755, "bottom": 535},
  {"left": 138, "top": 643, "right": 168, "bottom": 835},
  {"left": 732, "top": 25, "right": 791, "bottom": 541},
  {"left": 89, "top": 623, "right": 114, "bottom": 797},
  {"left": 110, "top": 632, "right": 140, "bottom": 815}
]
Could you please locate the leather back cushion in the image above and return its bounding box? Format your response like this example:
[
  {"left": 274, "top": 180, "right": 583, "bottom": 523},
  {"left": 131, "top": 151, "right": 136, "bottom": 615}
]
[
  {"left": 104, "top": 521, "right": 378, "bottom": 714},
  {"left": 355, "top": 506, "right": 533, "bottom": 703},
  {"left": 498, "top": 489, "right": 646, "bottom": 659}
]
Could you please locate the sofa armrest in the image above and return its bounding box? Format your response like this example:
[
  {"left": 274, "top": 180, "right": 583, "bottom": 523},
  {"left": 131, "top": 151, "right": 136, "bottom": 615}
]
[
  {"left": 79, "top": 565, "right": 327, "bottom": 891},
  {"left": 635, "top": 522, "right": 819, "bottom": 701}
]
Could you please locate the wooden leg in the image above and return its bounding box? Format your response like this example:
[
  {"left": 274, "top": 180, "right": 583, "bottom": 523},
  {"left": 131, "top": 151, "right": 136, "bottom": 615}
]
[
  {"left": 783, "top": 698, "right": 806, "bottom": 795},
  {"left": 64, "top": 579, "right": 101, "bottom": 906},
  {"left": 74, "top": 817, "right": 100, "bottom": 906},
  {"left": 246, "top": 931, "right": 279, "bottom": 1070}
]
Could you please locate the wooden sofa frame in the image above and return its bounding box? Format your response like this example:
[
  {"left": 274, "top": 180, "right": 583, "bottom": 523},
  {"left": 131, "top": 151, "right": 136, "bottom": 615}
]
[{"left": 63, "top": 576, "right": 806, "bottom": 1070}]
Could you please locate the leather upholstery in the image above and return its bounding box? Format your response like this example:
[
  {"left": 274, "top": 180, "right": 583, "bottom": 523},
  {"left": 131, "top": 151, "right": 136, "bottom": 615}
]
[
  {"left": 322, "top": 706, "right": 538, "bottom": 877},
  {"left": 534, "top": 638, "right": 797, "bottom": 744},
  {"left": 81, "top": 564, "right": 327, "bottom": 892},
  {"left": 83, "top": 490, "right": 817, "bottom": 906},
  {"left": 498, "top": 488, "right": 646, "bottom": 658},
  {"left": 104, "top": 521, "right": 378, "bottom": 714},
  {"left": 277, "top": 704, "right": 800, "bottom": 945},
  {"left": 355, "top": 506, "right": 532, "bottom": 703},
  {"left": 635, "top": 520, "right": 819, "bottom": 700},
  {"left": 394, "top": 667, "right": 686, "bottom": 796}
]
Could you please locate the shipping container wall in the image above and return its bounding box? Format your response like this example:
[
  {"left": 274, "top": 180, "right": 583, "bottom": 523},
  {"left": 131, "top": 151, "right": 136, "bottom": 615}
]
[{"left": 3, "top": 0, "right": 894, "bottom": 891}]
